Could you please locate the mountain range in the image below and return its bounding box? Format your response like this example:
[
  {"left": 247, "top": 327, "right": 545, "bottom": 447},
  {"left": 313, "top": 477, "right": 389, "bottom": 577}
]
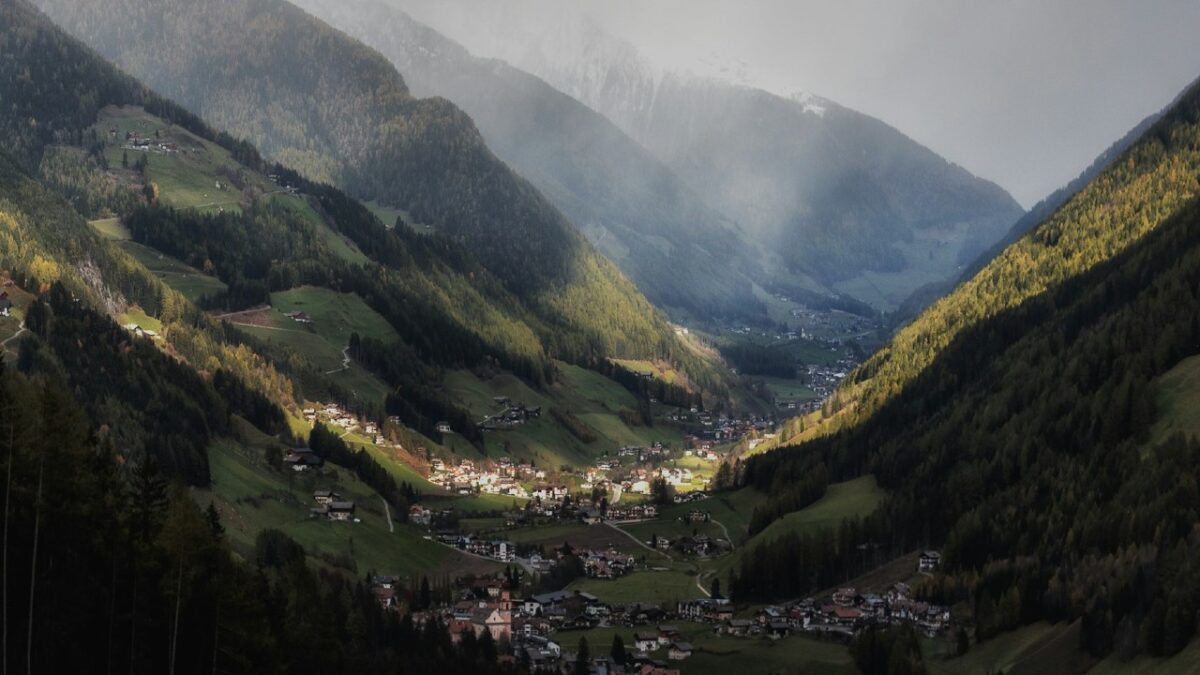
[
  {"left": 29, "top": 0, "right": 721, "bottom": 382},
  {"left": 289, "top": 0, "right": 767, "bottom": 322},
  {"left": 391, "top": 0, "right": 1025, "bottom": 314},
  {"left": 7, "top": 0, "right": 1200, "bottom": 670}
]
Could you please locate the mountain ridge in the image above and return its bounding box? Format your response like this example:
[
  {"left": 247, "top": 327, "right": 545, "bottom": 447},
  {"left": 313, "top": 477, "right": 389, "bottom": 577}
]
[
  {"left": 393, "top": 0, "right": 1025, "bottom": 312},
  {"left": 290, "top": 0, "right": 768, "bottom": 322},
  {"left": 724, "top": 72, "right": 1200, "bottom": 663},
  {"left": 30, "top": 0, "right": 732, "bottom": 400}
]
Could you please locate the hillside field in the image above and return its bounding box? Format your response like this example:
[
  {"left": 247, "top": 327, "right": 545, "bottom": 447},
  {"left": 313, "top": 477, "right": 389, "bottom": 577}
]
[
  {"left": 712, "top": 476, "right": 885, "bottom": 579},
  {"left": 204, "top": 427, "right": 498, "bottom": 580}
]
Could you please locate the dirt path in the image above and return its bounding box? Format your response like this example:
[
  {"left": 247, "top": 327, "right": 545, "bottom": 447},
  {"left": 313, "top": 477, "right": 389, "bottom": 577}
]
[
  {"left": 606, "top": 523, "right": 671, "bottom": 560},
  {"left": 325, "top": 345, "right": 351, "bottom": 374},
  {"left": 211, "top": 305, "right": 271, "bottom": 320},
  {"left": 381, "top": 497, "right": 394, "bottom": 533},
  {"left": 710, "top": 517, "right": 733, "bottom": 543},
  {"left": 230, "top": 322, "right": 307, "bottom": 334},
  {"left": 1, "top": 322, "right": 26, "bottom": 350}
]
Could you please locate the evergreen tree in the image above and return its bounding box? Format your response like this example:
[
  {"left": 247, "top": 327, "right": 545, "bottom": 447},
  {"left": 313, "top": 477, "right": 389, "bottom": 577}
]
[
  {"left": 610, "top": 634, "right": 626, "bottom": 666},
  {"left": 574, "top": 636, "right": 590, "bottom": 675}
]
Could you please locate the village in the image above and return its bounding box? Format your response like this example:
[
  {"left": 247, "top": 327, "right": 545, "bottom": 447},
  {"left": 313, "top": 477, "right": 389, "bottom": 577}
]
[
  {"left": 362, "top": 549, "right": 952, "bottom": 674},
  {"left": 268, "top": 364, "right": 961, "bottom": 675}
]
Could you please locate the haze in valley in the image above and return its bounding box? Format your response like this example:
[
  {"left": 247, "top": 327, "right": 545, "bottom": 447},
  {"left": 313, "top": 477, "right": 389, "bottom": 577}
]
[{"left": 393, "top": 0, "right": 1200, "bottom": 207}]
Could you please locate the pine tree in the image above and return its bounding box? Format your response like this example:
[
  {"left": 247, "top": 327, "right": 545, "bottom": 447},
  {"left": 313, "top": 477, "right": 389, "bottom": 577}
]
[
  {"left": 418, "top": 576, "right": 431, "bottom": 610},
  {"left": 609, "top": 634, "right": 626, "bottom": 666},
  {"left": 574, "top": 636, "right": 590, "bottom": 675}
]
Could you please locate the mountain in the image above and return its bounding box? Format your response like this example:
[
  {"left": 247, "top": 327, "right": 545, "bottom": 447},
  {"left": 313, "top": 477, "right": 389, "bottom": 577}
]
[
  {"left": 0, "top": 2, "right": 717, "bottom": 669},
  {"left": 889, "top": 102, "right": 1172, "bottom": 327},
  {"left": 290, "top": 0, "right": 765, "bottom": 322},
  {"left": 734, "top": 76, "right": 1200, "bottom": 659},
  {"left": 29, "top": 0, "right": 718, "bottom": 387},
  {"left": 394, "top": 0, "right": 1025, "bottom": 312},
  {"left": 0, "top": 3, "right": 520, "bottom": 672}
]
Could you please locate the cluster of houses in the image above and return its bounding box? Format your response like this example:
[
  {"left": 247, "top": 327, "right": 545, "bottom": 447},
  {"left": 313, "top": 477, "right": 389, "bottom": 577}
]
[
  {"left": 365, "top": 555, "right": 953, "bottom": 674},
  {"left": 408, "top": 504, "right": 434, "bottom": 526},
  {"left": 478, "top": 397, "right": 542, "bottom": 431},
  {"left": 650, "top": 534, "right": 729, "bottom": 559},
  {"left": 431, "top": 526, "right": 640, "bottom": 580},
  {"left": 301, "top": 404, "right": 389, "bottom": 445},
  {"left": 579, "top": 549, "right": 637, "bottom": 579},
  {"left": 672, "top": 582, "right": 951, "bottom": 641},
  {"left": 660, "top": 407, "right": 777, "bottom": 448},
  {"left": 394, "top": 584, "right": 696, "bottom": 672},
  {"left": 632, "top": 628, "right": 694, "bottom": 661},
  {"left": 0, "top": 290, "right": 12, "bottom": 317},
  {"left": 787, "top": 362, "right": 858, "bottom": 412},
  {"left": 119, "top": 129, "right": 179, "bottom": 155},
  {"left": 428, "top": 457, "right": 542, "bottom": 498},
  {"left": 309, "top": 490, "right": 356, "bottom": 522},
  {"left": 598, "top": 503, "right": 657, "bottom": 522}
]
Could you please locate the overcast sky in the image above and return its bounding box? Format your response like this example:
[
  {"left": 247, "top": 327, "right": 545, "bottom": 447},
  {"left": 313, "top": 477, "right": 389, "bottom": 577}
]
[{"left": 399, "top": 0, "right": 1200, "bottom": 207}]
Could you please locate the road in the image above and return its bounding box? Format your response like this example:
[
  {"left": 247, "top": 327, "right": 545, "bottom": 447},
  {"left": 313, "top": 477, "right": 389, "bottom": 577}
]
[
  {"left": 710, "top": 516, "right": 733, "bottom": 543},
  {"left": 211, "top": 305, "right": 271, "bottom": 320},
  {"left": 325, "top": 345, "right": 351, "bottom": 374},
  {"left": 1, "top": 321, "right": 26, "bottom": 351},
  {"left": 605, "top": 523, "right": 671, "bottom": 560}
]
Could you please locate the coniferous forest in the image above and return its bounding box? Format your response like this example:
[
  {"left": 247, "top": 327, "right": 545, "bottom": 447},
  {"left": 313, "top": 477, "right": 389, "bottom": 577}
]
[{"left": 736, "top": 100, "right": 1200, "bottom": 657}]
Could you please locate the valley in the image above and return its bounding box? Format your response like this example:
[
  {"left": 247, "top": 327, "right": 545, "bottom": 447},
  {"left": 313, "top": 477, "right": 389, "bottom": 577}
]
[
  {"left": 3, "top": 0, "right": 1200, "bottom": 673},
  {"left": 53, "top": 96, "right": 896, "bottom": 674}
]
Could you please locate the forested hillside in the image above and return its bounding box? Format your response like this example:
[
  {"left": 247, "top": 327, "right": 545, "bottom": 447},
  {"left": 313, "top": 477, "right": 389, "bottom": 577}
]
[
  {"left": 29, "top": 0, "right": 717, "bottom": 386},
  {"left": 0, "top": 6, "right": 526, "bottom": 671},
  {"left": 794, "top": 76, "right": 1200, "bottom": 442},
  {"left": 734, "top": 77, "right": 1200, "bottom": 659},
  {"left": 888, "top": 104, "right": 1170, "bottom": 327},
  {"left": 0, "top": 0, "right": 519, "bottom": 437},
  {"left": 292, "top": 0, "right": 765, "bottom": 322},
  {"left": 0, "top": 357, "right": 514, "bottom": 674},
  {"left": 0, "top": 134, "right": 294, "bottom": 486}
]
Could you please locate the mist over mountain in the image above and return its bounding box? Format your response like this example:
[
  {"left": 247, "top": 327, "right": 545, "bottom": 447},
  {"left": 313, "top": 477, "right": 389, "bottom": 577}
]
[
  {"left": 292, "top": 0, "right": 766, "bottom": 322},
  {"left": 10, "top": 0, "right": 1200, "bottom": 672},
  {"left": 391, "top": 0, "right": 1025, "bottom": 312},
  {"left": 29, "top": 0, "right": 727, "bottom": 386}
]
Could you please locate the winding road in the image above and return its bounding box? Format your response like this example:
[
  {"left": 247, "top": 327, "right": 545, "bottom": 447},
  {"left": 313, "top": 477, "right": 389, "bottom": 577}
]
[
  {"left": 1, "top": 321, "right": 26, "bottom": 351},
  {"left": 710, "top": 516, "right": 733, "bottom": 543},
  {"left": 325, "top": 345, "right": 351, "bottom": 374}
]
